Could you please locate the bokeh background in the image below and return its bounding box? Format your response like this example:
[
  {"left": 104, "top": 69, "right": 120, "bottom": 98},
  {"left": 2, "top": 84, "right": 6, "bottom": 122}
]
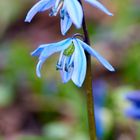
[{"left": 0, "top": 0, "right": 140, "bottom": 140}]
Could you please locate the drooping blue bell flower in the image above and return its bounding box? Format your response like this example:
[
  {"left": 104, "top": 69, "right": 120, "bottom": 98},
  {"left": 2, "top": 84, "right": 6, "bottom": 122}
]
[
  {"left": 25, "top": 0, "right": 113, "bottom": 35},
  {"left": 31, "top": 37, "right": 115, "bottom": 87},
  {"left": 125, "top": 91, "right": 140, "bottom": 120}
]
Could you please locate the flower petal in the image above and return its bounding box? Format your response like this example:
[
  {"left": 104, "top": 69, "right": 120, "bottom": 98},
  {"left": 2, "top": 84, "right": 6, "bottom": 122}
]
[
  {"left": 72, "top": 39, "right": 87, "bottom": 87},
  {"left": 126, "top": 91, "right": 140, "bottom": 107},
  {"left": 64, "top": 0, "right": 83, "bottom": 28},
  {"left": 59, "top": 54, "right": 74, "bottom": 83},
  {"left": 33, "top": 38, "right": 72, "bottom": 77},
  {"left": 39, "top": 38, "right": 72, "bottom": 61},
  {"left": 78, "top": 39, "right": 115, "bottom": 71},
  {"left": 25, "top": 0, "right": 55, "bottom": 22},
  {"left": 85, "top": 0, "right": 113, "bottom": 16},
  {"left": 60, "top": 9, "right": 72, "bottom": 35},
  {"left": 54, "top": 0, "right": 61, "bottom": 9},
  {"left": 31, "top": 46, "right": 45, "bottom": 56},
  {"left": 125, "top": 107, "right": 140, "bottom": 120},
  {"left": 60, "top": 70, "right": 72, "bottom": 83},
  {"left": 36, "top": 60, "right": 45, "bottom": 77},
  {"left": 60, "top": 60, "right": 73, "bottom": 83}
]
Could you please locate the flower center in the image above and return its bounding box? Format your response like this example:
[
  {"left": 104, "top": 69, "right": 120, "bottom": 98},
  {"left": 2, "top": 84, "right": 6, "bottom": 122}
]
[
  {"left": 56, "top": 44, "right": 75, "bottom": 73},
  {"left": 56, "top": 57, "right": 74, "bottom": 72},
  {"left": 63, "top": 43, "right": 75, "bottom": 57}
]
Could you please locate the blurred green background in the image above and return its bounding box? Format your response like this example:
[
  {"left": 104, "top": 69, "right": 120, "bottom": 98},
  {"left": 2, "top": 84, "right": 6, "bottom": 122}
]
[{"left": 0, "top": 0, "right": 140, "bottom": 140}]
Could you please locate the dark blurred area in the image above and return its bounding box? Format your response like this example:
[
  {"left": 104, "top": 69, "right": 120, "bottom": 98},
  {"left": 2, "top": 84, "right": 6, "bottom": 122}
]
[{"left": 0, "top": 0, "right": 140, "bottom": 140}]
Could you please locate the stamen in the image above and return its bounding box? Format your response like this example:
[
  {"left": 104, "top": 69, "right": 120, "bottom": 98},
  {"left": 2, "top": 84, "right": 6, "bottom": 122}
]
[
  {"left": 56, "top": 63, "right": 62, "bottom": 70},
  {"left": 60, "top": 9, "right": 65, "bottom": 20},
  {"left": 64, "top": 54, "right": 74, "bottom": 72},
  {"left": 56, "top": 1, "right": 63, "bottom": 14},
  {"left": 68, "top": 53, "right": 75, "bottom": 67},
  {"left": 58, "top": 51, "right": 64, "bottom": 65},
  {"left": 65, "top": 64, "right": 69, "bottom": 72},
  {"left": 56, "top": 51, "right": 64, "bottom": 70},
  {"left": 56, "top": 52, "right": 74, "bottom": 73},
  {"left": 62, "top": 56, "right": 67, "bottom": 71},
  {"left": 49, "top": 1, "right": 63, "bottom": 16}
]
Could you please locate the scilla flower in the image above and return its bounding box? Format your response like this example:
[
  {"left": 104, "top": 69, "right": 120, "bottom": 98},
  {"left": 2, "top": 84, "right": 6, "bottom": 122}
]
[
  {"left": 125, "top": 91, "right": 140, "bottom": 120},
  {"left": 31, "top": 36, "right": 115, "bottom": 87},
  {"left": 25, "top": 0, "right": 113, "bottom": 35}
]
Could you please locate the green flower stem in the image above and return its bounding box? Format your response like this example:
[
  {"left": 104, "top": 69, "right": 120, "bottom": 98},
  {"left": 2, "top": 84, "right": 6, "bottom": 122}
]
[{"left": 78, "top": 0, "right": 96, "bottom": 140}]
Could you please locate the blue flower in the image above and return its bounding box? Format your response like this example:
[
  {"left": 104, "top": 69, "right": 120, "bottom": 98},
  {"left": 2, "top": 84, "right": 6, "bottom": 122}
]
[
  {"left": 93, "top": 80, "right": 107, "bottom": 139},
  {"left": 93, "top": 80, "right": 107, "bottom": 107},
  {"left": 125, "top": 91, "right": 140, "bottom": 120},
  {"left": 25, "top": 0, "right": 113, "bottom": 35},
  {"left": 31, "top": 37, "right": 115, "bottom": 87}
]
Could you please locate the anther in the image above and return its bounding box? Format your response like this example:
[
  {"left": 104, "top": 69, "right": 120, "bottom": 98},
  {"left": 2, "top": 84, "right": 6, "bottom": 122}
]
[{"left": 56, "top": 62, "right": 62, "bottom": 70}]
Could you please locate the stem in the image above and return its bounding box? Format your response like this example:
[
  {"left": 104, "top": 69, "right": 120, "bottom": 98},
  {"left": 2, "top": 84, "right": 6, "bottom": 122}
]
[{"left": 78, "top": 1, "right": 96, "bottom": 140}]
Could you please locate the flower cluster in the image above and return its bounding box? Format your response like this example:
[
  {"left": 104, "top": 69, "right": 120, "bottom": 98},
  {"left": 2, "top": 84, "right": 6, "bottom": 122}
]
[
  {"left": 25, "top": 0, "right": 114, "bottom": 87},
  {"left": 125, "top": 91, "right": 140, "bottom": 120},
  {"left": 25, "top": 0, "right": 113, "bottom": 35}
]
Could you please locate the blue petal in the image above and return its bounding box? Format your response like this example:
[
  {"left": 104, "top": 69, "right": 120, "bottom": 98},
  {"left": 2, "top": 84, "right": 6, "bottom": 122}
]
[
  {"left": 126, "top": 91, "right": 140, "bottom": 107},
  {"left": 125, "top": 107, "right": 140, "bottom": 120},
  {"left": 60, "top": 57, "right": 73, "bottom": 83},
  {"left": 57, "top": 51, "right": 64, "bottom": 66},
  {"left": 40, "top": 0, "right": 55, "bottom": 11},
  {"left": 72, "top": 39, "right": 87, "bottom": 87},
  {"left": 60, "top": 70, "right": 72, "bottom": 83},
  {"left": 59, "top": 54, "right": 74, "bottom": 83},
  {"left": 36, "top": 60, "right": 45, "bottom": 77},
  {"left": 54, "top": 0, "right": 61, "bottom": 9},
  {"left": 78, "top": 39, "right": 115, "bottom": 72},
  {"left": 85, "top": 0, "right": 113, "bottom": 16},
  {"left": 39, "top": 38, "right": 72, "bottom": 61},
  {"left": 60, "top": 8, "right": 72, "bottom": 35},
  {"left": 34, "top": 39, "right": 72, "bottom": 77},
  {"left": 59, "top": 55, "right": 69, "bottom": 83},
  {"left": 25, "top": 0, "right": 55, "bottom": 22},
  {"left": 64, "top": 0, "right": 83, "bottom": 28},
  {"left": 31, "top": 46, "right": 45, "bottom": 56}
]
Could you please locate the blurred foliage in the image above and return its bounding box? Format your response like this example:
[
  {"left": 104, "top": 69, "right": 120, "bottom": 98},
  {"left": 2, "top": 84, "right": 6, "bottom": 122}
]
[
  {"left": 122, "top": 42, "right": 140, "bottom": 85},
  {"left": 0, "top": 0, "right": 29, "bottom": 37}
]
